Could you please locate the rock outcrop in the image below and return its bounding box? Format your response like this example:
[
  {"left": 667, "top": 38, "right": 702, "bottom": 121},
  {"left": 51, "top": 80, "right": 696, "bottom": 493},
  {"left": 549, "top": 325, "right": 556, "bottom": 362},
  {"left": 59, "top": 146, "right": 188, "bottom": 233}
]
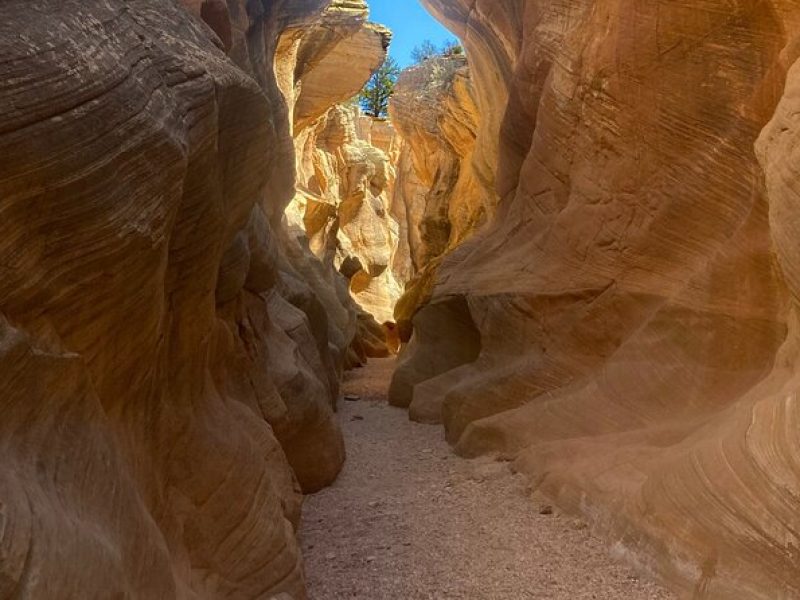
[
  {"left": 282, "top": 1, "right": 405, "bottom": 351},
  {"left": 388, "top": 54, "right": 491, "bottom": 340},
  {"left": 291, "top": 105, "right": 403, "bottom": 326},
  {"left": 292, "top": 2, "right": 391, "bottom": 133},
  {"left": 398, "top": 1, "right": 800, "bottom": 597},
  {"left": 0, "top": 0, "right": 385, "bottom": 597}
]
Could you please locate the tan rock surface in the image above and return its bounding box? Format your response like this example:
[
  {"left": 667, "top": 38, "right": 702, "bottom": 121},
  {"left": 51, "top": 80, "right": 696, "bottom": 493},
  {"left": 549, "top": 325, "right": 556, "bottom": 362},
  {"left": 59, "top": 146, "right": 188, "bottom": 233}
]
[
  {"left": 277, "top": 0, "right": 405, "bottom": 341},
  {"left": 293, "top": 1, "right": 391, "bottom": 133},
  {"left": 389, "top": 55, "right": 493, "bottom": 334},
  {"left": 292, "top": 104, "right": 405, "bottom": 325},
  {"left": 396, "top": 1, "right": 800, "bottom": 597},
  {"left": 0, "top": 0, "right": 390, "bottom": 597}
]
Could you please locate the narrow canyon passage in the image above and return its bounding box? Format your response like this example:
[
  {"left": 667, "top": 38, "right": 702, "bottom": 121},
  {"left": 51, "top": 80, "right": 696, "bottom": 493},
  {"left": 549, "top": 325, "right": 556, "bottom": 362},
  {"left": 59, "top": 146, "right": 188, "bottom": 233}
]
[
  {"left": 6, "top": 1, "right": 800, "bottom": 598},
  {"left": 300, "top": 359, "right": 676, "bottom": 600}
]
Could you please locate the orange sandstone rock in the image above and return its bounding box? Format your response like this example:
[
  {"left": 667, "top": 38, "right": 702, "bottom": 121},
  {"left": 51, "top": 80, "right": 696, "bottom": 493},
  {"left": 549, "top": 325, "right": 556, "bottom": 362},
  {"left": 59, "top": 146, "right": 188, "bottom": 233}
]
[
  {"left": 399, "top": 1, "right": 800, "bottom": 597},
  {"left": 0, "top": 0, "right": 387, "bottom": 597}
]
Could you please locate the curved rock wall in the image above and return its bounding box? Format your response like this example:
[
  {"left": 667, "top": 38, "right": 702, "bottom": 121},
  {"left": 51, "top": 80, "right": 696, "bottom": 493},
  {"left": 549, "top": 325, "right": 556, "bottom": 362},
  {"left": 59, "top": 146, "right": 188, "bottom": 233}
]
[
  {"left": 389, "top": 55, "right": 492, "bottom": 337},
  {"left": 0, "top": 0, "right": 384, "bottom": 597},
  {"left": 291, "top": 105, "right": 403, "bottom": 325},
  {"left": 283, "top": 1, "right": 404, "bottom": 355},
  {"left": 399, "top": 0, "right": 800, "bottom": 597}
]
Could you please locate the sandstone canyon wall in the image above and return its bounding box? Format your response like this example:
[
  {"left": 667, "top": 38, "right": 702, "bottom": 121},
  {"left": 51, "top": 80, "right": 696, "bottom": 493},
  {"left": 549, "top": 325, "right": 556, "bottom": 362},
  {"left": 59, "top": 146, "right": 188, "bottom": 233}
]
[
  {"left": 0, "top": 0, "right": 385, "bottom": 597},
  {"left": 291, "top": 105, "right": 403, "bottom": 327},
  {"left": 284, "top": 5, "right": 405, "bottom": 358},
  {"left": 397, "top": 1, "right": 800, "bottom": 598},
  {"left": 388, "top": 54, "right": 494, "bottom": 344},
  {"left": 283, "top": 2, "right": 401, "bottom": 363}
]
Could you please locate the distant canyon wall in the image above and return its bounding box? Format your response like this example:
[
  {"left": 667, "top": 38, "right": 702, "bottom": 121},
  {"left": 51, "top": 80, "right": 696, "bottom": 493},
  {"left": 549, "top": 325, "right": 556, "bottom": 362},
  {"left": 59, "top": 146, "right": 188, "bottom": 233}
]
[
  {"left": 291, "top": 105, "right": 404, "bottom": 327},
  {"left": 388, "top": 54, "right": 493, "bottom": 342},
  {"left": 398, "top": 0, "right": 800, "bottom": 598},
  {"left": 284, "top": 2, "right": 401, "bottom": 361},
  {"left": 0, "top": 0, "right": 386, "bottom": 597}
]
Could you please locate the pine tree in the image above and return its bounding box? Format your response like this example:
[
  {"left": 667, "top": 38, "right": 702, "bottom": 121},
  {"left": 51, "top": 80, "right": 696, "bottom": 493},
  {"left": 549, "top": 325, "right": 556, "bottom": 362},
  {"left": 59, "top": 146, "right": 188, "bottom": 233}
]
[{"left": 359, "top": 57, "right": 401, "bottom": 118}]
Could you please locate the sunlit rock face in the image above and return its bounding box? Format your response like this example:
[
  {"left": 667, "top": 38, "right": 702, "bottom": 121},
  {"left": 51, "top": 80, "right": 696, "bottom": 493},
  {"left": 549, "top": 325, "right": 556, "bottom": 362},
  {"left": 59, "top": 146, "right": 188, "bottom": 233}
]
[
  {"left": 279, "top": 0, "right": 404, "bottom": 336},
  {"left": 388, "top": 54, "right": 493, "bottom": 341},
  {"left": 291, "top": 105, "right": 403, "bottom": 325},
  {"left": 282, "top": 0, "right": 397, "bottom": 369},
  {"left": 400, "top": 0, "right": 800, "bottom": 597},
  {"left": 0, "top": 0, "right": 387, "bottom": 596},
  {"left": 292, "top": 2, "right": 392, "bottom": 133}
]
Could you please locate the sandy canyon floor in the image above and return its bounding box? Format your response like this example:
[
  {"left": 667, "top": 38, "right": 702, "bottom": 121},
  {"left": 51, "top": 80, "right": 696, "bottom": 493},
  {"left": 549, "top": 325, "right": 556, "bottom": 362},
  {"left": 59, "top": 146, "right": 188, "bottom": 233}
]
[{"left": 300, "top": 358, "right": 676, "bottom": 599}]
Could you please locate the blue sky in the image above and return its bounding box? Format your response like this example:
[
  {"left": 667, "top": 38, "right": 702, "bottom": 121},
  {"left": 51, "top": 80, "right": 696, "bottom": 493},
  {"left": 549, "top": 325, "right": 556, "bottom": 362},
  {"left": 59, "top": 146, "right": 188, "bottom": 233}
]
[{"left": 368, "top": 1, "right": 456, "bottom": 68}]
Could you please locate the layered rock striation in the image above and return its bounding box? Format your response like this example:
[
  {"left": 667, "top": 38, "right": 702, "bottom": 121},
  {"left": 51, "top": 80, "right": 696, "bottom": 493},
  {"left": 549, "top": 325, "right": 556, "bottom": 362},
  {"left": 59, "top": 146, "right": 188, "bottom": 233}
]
[
  {"left": 0, "top": 0, "right": 386, "bottom": 597},
  {"left": 397, "top": 1, "right": 800, "bottom": 598}
]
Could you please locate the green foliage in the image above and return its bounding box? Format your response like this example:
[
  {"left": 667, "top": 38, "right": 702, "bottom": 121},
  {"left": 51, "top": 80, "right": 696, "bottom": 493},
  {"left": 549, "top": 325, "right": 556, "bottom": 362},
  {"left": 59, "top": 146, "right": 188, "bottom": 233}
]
[
  {"left": 442, "top": 39, "right": 464, "bottom": 56},
  {"left": 411, "top": 38, "right": 464, "bottom": 64},
  {"left": 411, "top": 39, "right": 439, "bottom": 63},
  {"left": 359, "top": 56, "right": 401, "bottom": 118}
]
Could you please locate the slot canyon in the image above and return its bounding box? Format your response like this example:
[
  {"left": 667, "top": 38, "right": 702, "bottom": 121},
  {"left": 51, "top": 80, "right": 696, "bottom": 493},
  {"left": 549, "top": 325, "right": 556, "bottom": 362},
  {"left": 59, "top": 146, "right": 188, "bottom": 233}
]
[{"left": 1, "top": 0, "right": 800, "bottom": 599}]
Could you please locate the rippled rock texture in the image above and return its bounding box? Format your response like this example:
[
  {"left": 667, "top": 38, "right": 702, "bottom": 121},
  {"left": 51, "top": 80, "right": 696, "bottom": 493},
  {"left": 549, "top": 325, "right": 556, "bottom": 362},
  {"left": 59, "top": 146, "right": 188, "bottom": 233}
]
[
  {"left": 398, "top": 1, "right": 800, "bottom": 597},
  {"left": 0, "top": 0, "right": 385, "bottom": 597}
]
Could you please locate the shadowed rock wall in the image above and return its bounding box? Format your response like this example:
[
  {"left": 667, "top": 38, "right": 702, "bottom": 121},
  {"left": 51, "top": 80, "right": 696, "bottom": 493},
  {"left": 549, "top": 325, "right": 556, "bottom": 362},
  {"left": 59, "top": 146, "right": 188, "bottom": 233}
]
[
  {"left": 397, "top": 1, "right": 800, "bottom": 597},
  {"left": 0, "top": 0, "right": 385, "bottom": 597}
]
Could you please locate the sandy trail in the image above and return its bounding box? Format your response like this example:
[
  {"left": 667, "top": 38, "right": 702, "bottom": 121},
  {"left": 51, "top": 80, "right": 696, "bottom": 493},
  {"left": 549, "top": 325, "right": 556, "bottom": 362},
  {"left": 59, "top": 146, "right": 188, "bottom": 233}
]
[{"left": 299, "top": 358, "right": 676, "bottom": 600}]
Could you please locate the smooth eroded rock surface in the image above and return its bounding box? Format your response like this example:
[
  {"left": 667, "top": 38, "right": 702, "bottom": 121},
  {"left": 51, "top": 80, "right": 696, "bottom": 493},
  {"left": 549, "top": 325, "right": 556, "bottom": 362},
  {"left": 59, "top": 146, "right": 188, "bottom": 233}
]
[
  {"left": 397, "top": 1, "right": 800, "bottom": 598},
  {"left": 0, "top": 0, "right": 387, "bottom": 597},
  {"left": 389, "top": 54, "right": 493, "bottom": 337},
  {"left": 291, "top": 105, "right": 404, "bottom": 325}
]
